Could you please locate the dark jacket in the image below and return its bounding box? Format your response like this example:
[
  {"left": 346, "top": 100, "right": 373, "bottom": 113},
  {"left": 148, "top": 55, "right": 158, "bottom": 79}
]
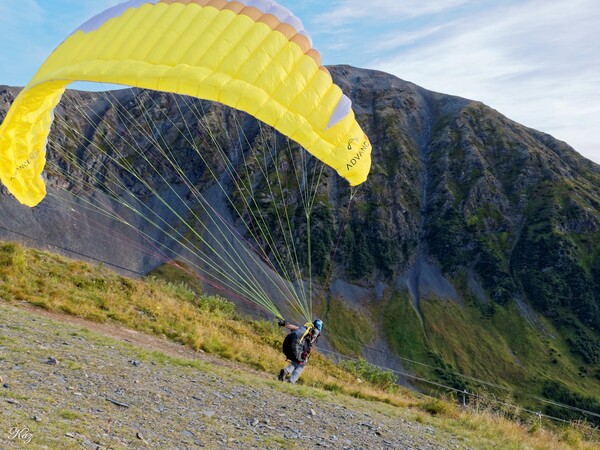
[{"left": 282, "top": 325, "right": 319, "bottom": 363}]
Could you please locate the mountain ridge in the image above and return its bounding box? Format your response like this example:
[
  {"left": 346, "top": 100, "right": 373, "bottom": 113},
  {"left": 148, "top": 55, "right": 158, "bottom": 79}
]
[{"left": 1, "top": 66, "right": 599, "bottom": 417}]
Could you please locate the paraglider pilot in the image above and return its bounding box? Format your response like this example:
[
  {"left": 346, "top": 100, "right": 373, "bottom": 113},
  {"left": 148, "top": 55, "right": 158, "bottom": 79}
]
[{"left": 277, "top": 318, "right": 323, "bottom": 383}]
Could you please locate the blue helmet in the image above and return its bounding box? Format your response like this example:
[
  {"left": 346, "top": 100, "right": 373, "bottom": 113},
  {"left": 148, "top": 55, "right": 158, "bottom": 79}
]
[{"left": 313, "top": 319, "right": 323, "bottom": 332}]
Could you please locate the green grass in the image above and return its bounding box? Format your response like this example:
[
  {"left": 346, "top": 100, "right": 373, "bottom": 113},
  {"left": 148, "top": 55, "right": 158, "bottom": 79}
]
[
  {"left": 321, "top": 296, "right": 375, "bottom": 357},
  {"left": 377, "top": 278, "right": 600, "bottom": 425},
  {"left": 381, "top": 291, "right": 430, "bottom": 367},
  {"left": 406, "top": 293, "right": 600, "bottom": 415},
  {"left": 146, "top": 260, "right": 204, "bottom": 295},
  {"left": 339, "top": 357, "right": 397, "bottom": 390},
  {"left": 0, "top": 241, "right": 380, "bottom": 398},
  {"left": 1, "top": 240, "right": 599, "bottom": 449},
  {"left": 58, "top": 410, "right": 80, "bottom": 420}
]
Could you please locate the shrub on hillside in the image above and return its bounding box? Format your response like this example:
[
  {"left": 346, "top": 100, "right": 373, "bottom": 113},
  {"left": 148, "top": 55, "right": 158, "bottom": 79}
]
[
  {"left": 339, "top": 358, "right": 396, "bottom": 390},
  {"left": 197, "top": 294, "right": 235, "bottom": 315},
  {"left": 0, "top": 242, "right": 26, "bottom": 273}
]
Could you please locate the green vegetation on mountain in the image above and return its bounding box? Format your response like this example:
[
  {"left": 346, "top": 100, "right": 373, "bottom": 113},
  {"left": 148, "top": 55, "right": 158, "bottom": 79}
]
[
  {"left": 320, "top": 296, "right": 375, "bottom": 357},
  {"left": 2, "top": 66, "right": 599, "bottom": 434},
  {"left": 380, "top": 288, "right": 600, "bottom": 425},
  {"left": 1, "top": 239, "right": 599, "bottom": 449}
]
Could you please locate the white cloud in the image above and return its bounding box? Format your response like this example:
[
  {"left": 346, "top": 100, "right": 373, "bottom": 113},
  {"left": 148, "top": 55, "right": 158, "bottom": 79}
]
[
  {"left": 314, "top": 0, "right": 472, "bottom": 25},
  {"left": 370, "top": 0, "right": 600, "bottom": 163}
]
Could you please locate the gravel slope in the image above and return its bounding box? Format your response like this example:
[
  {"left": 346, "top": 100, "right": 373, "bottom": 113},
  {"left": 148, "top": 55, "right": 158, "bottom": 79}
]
[{"left": 0, "top": 302, "right": 470, "bottom": 449}]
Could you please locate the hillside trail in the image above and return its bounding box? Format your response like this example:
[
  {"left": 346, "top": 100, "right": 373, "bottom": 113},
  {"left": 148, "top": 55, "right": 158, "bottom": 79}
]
[{"left": 0, "top": 300, "right": 470, "bottom": 449}]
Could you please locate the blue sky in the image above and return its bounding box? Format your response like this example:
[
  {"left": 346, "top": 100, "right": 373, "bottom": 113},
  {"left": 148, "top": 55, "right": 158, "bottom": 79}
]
[{"left": 1, "top": 0, "right": 598, "bottom": 164}]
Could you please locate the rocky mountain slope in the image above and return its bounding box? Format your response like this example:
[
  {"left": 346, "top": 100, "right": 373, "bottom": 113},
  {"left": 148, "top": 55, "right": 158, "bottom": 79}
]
[{"left": 1, "top": 66, "right": 599, "bottom": 416}]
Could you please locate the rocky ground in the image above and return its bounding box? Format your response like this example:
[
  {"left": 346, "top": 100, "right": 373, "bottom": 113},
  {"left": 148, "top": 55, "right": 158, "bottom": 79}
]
[{"left": 0, "top": 301, "right": 473, "bottom": 449}]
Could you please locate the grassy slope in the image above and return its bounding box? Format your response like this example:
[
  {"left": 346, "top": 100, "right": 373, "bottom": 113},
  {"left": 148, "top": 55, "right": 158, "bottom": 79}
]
[
  {"left": 382, "top": 288, "right": 600, "bottom": 419},
  {"left": 319, "top": 296, "right": 375, "bottom": 358},
  {"left": 1, "top": 240, "right": 599, "bottom": 449}
]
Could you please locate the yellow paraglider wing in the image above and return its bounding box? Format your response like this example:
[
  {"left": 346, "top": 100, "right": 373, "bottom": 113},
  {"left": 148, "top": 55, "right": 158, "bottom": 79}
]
[{"left": 0, "top": 0, "right": 372, "bottom": 207}]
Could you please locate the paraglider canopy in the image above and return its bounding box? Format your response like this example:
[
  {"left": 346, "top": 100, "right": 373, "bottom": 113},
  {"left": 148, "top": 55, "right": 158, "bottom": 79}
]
[{"left": 0, "top": 0, "right": 372, "bottom": 207}]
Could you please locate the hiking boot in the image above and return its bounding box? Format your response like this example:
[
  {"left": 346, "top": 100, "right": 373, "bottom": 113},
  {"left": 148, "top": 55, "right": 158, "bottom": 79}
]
[{"left": 278, "top": 369, "right": 285, "bottom": 381}]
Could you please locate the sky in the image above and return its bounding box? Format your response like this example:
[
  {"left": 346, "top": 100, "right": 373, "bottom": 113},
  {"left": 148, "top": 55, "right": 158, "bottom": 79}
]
[{"left": 0, "top": 0, "right": 598, "bottom": 164}]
